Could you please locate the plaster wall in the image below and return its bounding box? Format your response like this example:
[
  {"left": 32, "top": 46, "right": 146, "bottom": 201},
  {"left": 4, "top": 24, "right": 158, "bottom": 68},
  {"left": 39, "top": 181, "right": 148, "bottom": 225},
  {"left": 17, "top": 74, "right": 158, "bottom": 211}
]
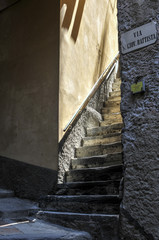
[
  {"left": 59, "top": 0, "right": 118, "bottom": 139},
  {"left": 0, "top": 0, "right": 19, "bottom": 11},
  {"left": 118, "top": 1, "right": 159, "bottom": 239},
  {"left": 0, "top": 0, "right": 59, "bottom": 170}
]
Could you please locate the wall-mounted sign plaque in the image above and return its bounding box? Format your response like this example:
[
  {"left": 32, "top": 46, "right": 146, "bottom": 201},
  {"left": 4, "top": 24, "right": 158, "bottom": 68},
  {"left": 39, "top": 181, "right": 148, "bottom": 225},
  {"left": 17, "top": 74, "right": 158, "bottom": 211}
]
[
  {"left": 131, "top": 81, "right": 145, "bottom": 94},
  {"left": 121, "top": 22, "right": 157, "bottom": 54}
]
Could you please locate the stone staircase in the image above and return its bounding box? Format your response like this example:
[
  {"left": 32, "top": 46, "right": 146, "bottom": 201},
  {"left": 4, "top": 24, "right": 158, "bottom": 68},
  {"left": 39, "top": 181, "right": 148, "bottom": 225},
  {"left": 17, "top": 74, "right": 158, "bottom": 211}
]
[{"left": 37, "top": 78, "right": 123, "bottom": 240}]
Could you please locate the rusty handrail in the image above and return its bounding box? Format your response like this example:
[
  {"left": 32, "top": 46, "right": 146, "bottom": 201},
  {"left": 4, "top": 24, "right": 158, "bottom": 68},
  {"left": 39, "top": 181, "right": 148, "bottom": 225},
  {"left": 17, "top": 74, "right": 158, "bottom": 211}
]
[{"left": 63, "top": 52, "right": 120, "bottom": 132}]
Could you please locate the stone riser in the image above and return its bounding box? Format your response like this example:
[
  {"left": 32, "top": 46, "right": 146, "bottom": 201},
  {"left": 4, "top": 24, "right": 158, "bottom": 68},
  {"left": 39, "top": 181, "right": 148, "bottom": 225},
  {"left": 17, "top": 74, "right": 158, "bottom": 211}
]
[
  {"left": 112, "top": 86, "right": 121, "bottom": 91},
  {"left": 0, "top": 197, "right": 39, "bottom": 220},
  {"left": 37, "top": 211, "right": 119, "bottom": 240},
  {"left": 109, "top": 91, "right": 121, "bottom": 97},
  {"left": 82, "top": 134, "right": 121, "bottom": 146},
  {"left": 56, "top": 180, "right": 120, "bottom": 195},
  {"left": 106, "top": 96, "right": 121, "bottom": 102},
  {"left": 102, "top": 113, "right": 122, "bottom": 121},
  {"left": 0, "top": 189, "right": 14, "bottom": 198},
  {"left": 72, "top": 152, "right": 122, "bottom": 169},
  {"left": 112, "top": 83, "right": 121, "bottom": 90},
  {"left": 66, "top": 165, "right": 122, "bottom": 182},
  {"left": 102, "top": 106, "right": 120, "bottom": 114},
  {"left": 39, "top": 195, "right": 120, "bottom": 214},
  {"left": 0, "top": 209, "right": 38, "bottom": 219},
  {"left": 100, "top": 120, "right": 122, "bottom": 126},
  {"left": 104, "top": 100, "right": 120, "bottom": 108},
  {"left": 86, "top": 123, "right": 123, "bottom": 137},
  {"left": 76, "top": 142, "right": 122, "bottom": 158}
]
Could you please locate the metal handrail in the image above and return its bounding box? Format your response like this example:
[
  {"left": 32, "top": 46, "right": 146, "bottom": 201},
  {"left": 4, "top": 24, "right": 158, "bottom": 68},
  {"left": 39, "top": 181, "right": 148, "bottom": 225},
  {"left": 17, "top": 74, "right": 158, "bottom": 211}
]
[{"left": 63, "top": 52, "right": 120, "bottom": 132}]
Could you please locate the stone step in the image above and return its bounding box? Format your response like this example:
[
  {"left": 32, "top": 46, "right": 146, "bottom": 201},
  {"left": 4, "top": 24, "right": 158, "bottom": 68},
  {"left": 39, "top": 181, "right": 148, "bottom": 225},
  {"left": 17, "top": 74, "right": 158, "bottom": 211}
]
[
  {"left": 106, "top": 95, "right": 121, "bottom": 103},
  {"left": 86, "top": 123, "right": 123, "bottom": 137},
  {"left": 0, "top": 218, "right": 91, "bottom": 240},
  {"left": 0, "top": 197, "right": 39, "bottom": 219},
  {"left": 112, "top": 87, "right": 120, "bottom": 92},
  {"left": 102, "top": 112, "right": 122, "bottom": 121},
  {"left": 104, "top": 100, "right": 120, "bottom": 108},
  {"left": 56, "top": 180, "right": 120, "bottom": 195},
  {"left": 109, "top": 91, "right": 120, "bottom": 97},
  {"left": 102, "top": 105, "right": 120, "bottom": 114},
  {"left": 82, "top": 132, "right": 121, "bottom": 146},
  {"left": 37, "top": 211, "right": 119, "bottom": 240},
  {"left": 66, "top": 165, "right": 122, "bottom": 182},
  {"left": 39, "top": 195, "right": 120, "bottom": 214},
  {"left": 75, "top": 142, "right": 122, "bottom": 158},
  {"left": 0, "top": 188, "right": 14, "bottom": 198},
  {"left": 112, "top": 81, "right": 121, "bottom": 89},
  {"left": 114, "top": 77, "right": 121, "bottom": 83},
  {"left": 72, "top": 152, "right": 122, "bottom": 169},
  {"left": 100, "top": 119, "right": 122, "bottom": 126}
]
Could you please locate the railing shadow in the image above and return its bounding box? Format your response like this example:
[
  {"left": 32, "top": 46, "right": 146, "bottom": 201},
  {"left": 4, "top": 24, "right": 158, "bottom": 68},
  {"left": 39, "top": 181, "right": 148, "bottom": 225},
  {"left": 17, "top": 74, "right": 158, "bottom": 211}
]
[{"left": 60, "top": 0, "right": 86, "bottom": 42}]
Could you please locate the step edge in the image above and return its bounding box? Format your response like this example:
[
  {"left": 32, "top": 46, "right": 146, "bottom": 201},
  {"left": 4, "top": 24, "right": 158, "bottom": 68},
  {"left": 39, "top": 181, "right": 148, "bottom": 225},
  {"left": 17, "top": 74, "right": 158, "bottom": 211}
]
[
  {"left": 72, "top": 152, "right": 122, "bottom": 161},
  {"left": 66, "top": 164, "right": 122, "bottom": 173},
  {"left": 37, "top": 210, "right": 119, "bottom": 218},
  {"left": 76, "top": 141, "right": 122, "bottom": 150}
]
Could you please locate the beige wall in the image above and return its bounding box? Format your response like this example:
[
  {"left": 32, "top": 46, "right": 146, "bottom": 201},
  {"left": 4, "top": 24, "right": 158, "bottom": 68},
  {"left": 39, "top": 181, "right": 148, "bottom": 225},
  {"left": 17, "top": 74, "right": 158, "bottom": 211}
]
[
  {"left": 59, "top": 0, "right": 118, "bottom": 139},
  {"left": 0, "top": 0, "right": 59, "bottom": 170}
]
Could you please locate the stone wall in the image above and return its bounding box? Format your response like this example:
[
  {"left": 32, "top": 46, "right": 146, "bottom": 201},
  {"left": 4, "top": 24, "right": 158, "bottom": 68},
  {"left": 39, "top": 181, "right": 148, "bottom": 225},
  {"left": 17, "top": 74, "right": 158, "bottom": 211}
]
[
  {"left": 118, "top": 1, "right": 159, "bottom": 240},
  {"left": 58, "top": 68, "right": 116, "bottom": 183}
]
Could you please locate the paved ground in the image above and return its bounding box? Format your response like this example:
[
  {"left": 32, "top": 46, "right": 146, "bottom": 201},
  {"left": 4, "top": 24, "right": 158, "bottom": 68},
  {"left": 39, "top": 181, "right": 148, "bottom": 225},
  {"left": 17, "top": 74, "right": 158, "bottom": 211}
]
[
  {"left": 0, "top": 188, "right": 92, "bottom": 240},
  {"left": 0, "top": 217, "right": 92, "bottom": 239}
]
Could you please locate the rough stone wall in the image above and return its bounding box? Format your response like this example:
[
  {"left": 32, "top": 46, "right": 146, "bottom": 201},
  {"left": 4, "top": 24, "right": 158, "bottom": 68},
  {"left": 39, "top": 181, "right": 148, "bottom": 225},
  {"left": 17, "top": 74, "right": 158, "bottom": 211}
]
[
  {"left": 118, "top": 1, "right": 159, "bottom": 240},
  {"left": 58, "top": 69, "right": 116, "bottom": 183}
]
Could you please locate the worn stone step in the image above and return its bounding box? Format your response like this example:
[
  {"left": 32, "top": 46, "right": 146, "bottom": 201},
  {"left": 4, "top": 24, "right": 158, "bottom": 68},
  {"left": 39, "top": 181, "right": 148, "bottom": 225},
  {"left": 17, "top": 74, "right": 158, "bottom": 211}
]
[
  {"left": 72, "top": 152, "right": 122, "bottom": 169},
  {"left": 100, "top": 119, "right": 122, "bottom": 126},
  {"left": 0, "top": 188, "right": 14, "bottom": 198},
  {"left": 112, "top": 85, "right": 121, "bottom": 92},
  {"left": 66, "top": 165, "right": 122, "bottom": 182},
  {"left": 56, "top": 180, "right": 120, "bottom": 195},
  {"left": 0, "top": 197, "right": 39, "bottom": 219},
  {"left": 87, "top": 123, "right": 123, "bottom": 137},
  {"left": 37, "top": 211, "right": 119, "bottom": 240},
  {"left": 102, "top": 112, "right": 122, "bottom": 121},
  {"left": 104, "top": 100, "right": 120, "bottom": 108},
  {"left": 0, "top": 218, "right": 91, "bottom": 240},
  {"left": 114, "top": 77, "right": 121, "bottom": 83},
  {"left": 82, "top": 132, "right": 121, "bottom": 146},
  {"left": 112, "top": 86, "right": 120, "bottom": 92},
  {"left": 76, "top": 142, "right": 122, "bottom": 158},
  {"left": 39, "top": 195, "right": 120, "bottom": 214},
  {"left": 102, "top": 105, "right": 120, "bottom": 114},
  {"left": 112, "top": 81, "right": 121, "bottom": 89},
  {"left": 106, "top": 96, "right": 121, "bottom": 103},
  {"left": 109, "top": 91, "right": 120, "bottom": 97}
]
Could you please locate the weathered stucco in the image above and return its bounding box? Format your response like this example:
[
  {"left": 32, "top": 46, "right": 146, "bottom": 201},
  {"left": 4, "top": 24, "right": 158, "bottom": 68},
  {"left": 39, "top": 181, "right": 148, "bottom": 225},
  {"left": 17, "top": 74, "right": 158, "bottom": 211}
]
[
  {"left": 0, "top": 0, "right": 59, "bottom": 170},
  {"left": 59, "top": 0, "right": 118, "bottom": 139},
  {"left": 118, "top": 1, "right": 159, "bottom": 239}
]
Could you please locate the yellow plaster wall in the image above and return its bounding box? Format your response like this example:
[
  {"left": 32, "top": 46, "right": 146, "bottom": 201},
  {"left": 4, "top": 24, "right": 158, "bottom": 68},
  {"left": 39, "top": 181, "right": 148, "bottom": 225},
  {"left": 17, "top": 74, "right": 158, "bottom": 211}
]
[{"left": 59, "top": 0, "right": 118, "bottom": 139}]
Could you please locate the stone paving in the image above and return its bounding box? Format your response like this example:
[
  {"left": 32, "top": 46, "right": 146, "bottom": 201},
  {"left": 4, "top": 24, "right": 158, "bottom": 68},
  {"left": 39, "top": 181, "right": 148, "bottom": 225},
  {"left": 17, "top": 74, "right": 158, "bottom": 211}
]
[{"left": 0, "top": 188, "right": 92, "bottom": 240}]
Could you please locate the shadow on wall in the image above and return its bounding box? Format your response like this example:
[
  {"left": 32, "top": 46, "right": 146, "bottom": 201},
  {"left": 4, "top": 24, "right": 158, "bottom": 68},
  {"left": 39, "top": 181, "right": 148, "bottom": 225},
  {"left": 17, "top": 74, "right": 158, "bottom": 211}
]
[
  {"left": 0, "top": 0, "right": 20, "bottom": 12},
  {"left": 60, "top": 0, "right": 86, "bottom": 42}
]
